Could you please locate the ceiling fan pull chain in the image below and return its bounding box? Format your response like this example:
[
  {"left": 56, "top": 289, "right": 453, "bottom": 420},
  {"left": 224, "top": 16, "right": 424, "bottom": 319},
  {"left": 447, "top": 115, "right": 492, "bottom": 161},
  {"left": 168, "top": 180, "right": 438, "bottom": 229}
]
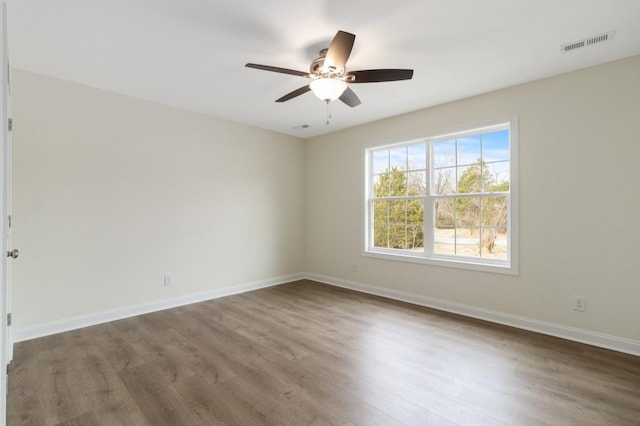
[{"left": 326, "top": 100, "right": 331, "bottom": 125}]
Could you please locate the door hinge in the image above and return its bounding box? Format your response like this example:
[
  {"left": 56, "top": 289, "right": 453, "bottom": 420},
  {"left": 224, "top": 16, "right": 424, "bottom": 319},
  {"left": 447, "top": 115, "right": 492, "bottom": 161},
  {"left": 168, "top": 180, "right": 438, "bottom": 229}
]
[
  {"left": 8, "top": 215, "right": 11, "bottom": 229},
  {"left": 8, "top": 118, "right": 12, "bottom": 132},
  {"left": 7, "top": 313, "right": 11, "bottom": 326}
]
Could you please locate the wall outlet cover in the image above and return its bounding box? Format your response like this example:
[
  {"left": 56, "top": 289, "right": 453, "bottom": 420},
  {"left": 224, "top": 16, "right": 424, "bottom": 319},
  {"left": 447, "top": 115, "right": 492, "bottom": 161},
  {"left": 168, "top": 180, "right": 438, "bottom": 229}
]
[
  {"left": 571, "top": 295, "right": 586, "bottom": 312},
  {"left": 164, "top": 274, "right": 175, "bottom": 286}
]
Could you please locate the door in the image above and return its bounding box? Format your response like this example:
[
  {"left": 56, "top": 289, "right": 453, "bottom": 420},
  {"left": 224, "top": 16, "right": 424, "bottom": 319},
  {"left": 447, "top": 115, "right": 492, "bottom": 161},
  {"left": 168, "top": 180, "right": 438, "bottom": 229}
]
[{"left": 1, "top": 0, "right": 11, "bottom": 422}]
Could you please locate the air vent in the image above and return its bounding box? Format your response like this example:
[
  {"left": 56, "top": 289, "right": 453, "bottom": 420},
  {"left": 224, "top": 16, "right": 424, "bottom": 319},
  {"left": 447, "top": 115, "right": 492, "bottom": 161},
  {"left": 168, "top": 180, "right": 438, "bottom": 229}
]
[
  {"left": 562, "top": 40, "right": 585, "bottom": 53},
  {"left": 561, "top": 30, "right": 615, "bottom": 53}
]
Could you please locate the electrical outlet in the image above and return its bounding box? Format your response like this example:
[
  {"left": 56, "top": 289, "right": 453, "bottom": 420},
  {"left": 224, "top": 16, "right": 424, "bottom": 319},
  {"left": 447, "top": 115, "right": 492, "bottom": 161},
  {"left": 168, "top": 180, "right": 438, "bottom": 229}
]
[
  {"left": 571, "top": 295, "right": 586, "bottom": 312},
  {"left": 164, "top": 273, "right": 175, "bottom": 286},
  {"left": 351, "top": 263, "right": 358, "bottom": 273}
]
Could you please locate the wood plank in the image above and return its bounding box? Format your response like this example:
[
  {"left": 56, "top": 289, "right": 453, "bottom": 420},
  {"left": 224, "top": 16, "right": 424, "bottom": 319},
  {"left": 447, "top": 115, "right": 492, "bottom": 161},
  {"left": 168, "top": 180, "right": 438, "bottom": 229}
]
[{"left": 8, "top": 280, "right": 640, "bottom": 425}]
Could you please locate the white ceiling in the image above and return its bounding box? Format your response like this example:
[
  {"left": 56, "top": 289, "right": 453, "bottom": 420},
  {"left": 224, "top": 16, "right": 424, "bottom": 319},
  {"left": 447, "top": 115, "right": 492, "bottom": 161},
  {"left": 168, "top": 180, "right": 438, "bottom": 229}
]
[{"left": 8, "top": 0, "right": 640, "bottom": 138}]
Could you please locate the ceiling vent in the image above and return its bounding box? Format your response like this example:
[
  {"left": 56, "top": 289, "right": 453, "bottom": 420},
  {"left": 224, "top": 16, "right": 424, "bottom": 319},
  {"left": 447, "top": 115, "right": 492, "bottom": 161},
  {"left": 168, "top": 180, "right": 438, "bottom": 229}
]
[{"left": 561, "top": 30, "right": 615, "bottom": 53}]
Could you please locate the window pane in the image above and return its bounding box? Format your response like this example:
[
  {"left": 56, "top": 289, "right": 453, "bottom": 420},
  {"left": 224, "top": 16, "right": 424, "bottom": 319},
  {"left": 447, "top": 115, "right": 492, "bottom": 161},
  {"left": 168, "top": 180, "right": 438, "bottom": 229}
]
[
  {"left": 457, "top": 164, "right": 483, "bottom": 193},
  {"left": 433, "top": 139, "right": 455, "bottom": 168},
  {"left": 481, "top": 195, "right": 508, "bottom": 259},
  {"left": 481, "top": 226, "right": 508, "bottom": 260},
  {"left": 389, "top": 225, "right": 406, "bottom": 249},
  {"left": 435, "top": 198, "right": 455, "bottom": 229},
  {"left": 457, "top": 135, "right": 481, "bottom": 166},
  {"left": 407, "top": 199, "right": 424, "bottom": 250},
  {"left": 388, "top": 169, "right": 408, "bottom": 197},
  {"left": 373, "top": 225, "right": 389, "bottom": 248},
  {"left": 486, "top": 161, "right": 510, "bottom": 191},
  {"left": 482, "top": 130, "right": 509, "bottom": 162},
  {"left": 457, "top": 234, "right": 481, "bottom": 257},
  {"left": 456, "top": 197, "right": 480, "bottom": 229},
  {"left": 390, "top": 146, "right": 407, "bottom": 171},
  {"left": 408, "top": 144, "right": 426, "bottom": 170},
  {"left": 373, "top": 200, "right": 389, "bottom": 226},
  {"left": 389, "top": 200, "right": 406, "bottom": 225},
  {"left": 481, "top": 196, "right": 508, "bottom": 232},
  {"left": 434, "top": 198, "right": 455, "bottom": 255},
  {"left": 372, "top": 149, "right": 389, "bottom": 175},
  {"left": 433, "top": 167, "right": 456, "bottom": 194},
  {"left": 372, "top": 200, "right": 389, "bottom": 248},
  {"left": 456, "top": 197, "right": 481, "bottom": 257},
  {"left": 372, "top": 173, "right": 389, "bottom": 197},
  {"left": 434, "top": 235, "right": 456, "bottom": 255},
  {"left": 408, "top": 171, "right": 426, "bottom": 196}
]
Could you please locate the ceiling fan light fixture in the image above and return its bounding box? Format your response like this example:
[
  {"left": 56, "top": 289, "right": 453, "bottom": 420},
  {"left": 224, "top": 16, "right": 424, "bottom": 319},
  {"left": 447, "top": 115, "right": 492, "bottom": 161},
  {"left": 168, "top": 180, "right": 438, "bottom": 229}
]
[{"left": 310, "top": 78, "right": 347, "bottom": 102}]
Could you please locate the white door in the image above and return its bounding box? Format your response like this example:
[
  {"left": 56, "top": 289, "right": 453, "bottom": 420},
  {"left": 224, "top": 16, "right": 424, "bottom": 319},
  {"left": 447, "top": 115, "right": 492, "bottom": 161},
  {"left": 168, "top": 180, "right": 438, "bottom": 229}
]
[{"left": 1, "top": 0, "right": 11, "bottom": 423}]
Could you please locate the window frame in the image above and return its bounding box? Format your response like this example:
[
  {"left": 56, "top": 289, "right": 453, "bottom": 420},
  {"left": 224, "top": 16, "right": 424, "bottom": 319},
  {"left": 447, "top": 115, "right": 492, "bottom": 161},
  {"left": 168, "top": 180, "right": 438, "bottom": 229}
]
[{"left": 363, "top": 117, "right": 519, "bottom": 275}]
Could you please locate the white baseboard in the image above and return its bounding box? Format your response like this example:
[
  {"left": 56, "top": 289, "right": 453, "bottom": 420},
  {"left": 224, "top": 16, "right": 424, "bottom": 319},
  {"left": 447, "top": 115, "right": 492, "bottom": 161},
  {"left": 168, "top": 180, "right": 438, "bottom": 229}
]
[
  {"left": 12, "top": 273, "right": 305, "bottom": 343},
  {"left": 12, "top": 272, "right": 640, "bottom": 357},
  {"left": 305, "top": 273, "right": 640, "bottom": 357}
]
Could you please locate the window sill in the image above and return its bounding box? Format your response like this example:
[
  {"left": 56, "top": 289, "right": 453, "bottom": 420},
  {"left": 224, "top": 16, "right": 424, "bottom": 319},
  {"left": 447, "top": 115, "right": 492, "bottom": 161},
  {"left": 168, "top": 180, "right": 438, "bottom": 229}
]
[{"left": 363, "top": 249, "right": 518, "bottom": 276}]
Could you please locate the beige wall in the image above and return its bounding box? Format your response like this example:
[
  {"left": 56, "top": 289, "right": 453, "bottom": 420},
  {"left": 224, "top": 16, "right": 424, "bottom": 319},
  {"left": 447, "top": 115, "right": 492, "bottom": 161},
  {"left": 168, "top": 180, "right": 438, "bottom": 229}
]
[
  {"left": 305, "top": 55, "right": 640, "bottom": 342},
  {"left": 11, "top": 56, "right": 640, "bottom": 349},
  {"left": 12, "top": 70, "right": 306, "bottom": 328}
]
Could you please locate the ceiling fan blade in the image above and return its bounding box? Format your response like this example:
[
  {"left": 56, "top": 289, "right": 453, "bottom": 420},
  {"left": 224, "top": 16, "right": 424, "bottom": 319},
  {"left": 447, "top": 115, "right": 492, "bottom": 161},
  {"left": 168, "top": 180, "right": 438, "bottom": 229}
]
[
  {"left": 339, "top": 87, "right": 361, "bottom": 108},
  {"left": 245, "top": 63, "right": 310, "bottom": 78},
  {"left": 346, "top": 69, "right": 414, "bottom": 83},
  {"left": 324, "top": 31, "right": 355, "bottom": 71},
  {"left": 276, "top": 85, "right": 311, "bottom": 102}
]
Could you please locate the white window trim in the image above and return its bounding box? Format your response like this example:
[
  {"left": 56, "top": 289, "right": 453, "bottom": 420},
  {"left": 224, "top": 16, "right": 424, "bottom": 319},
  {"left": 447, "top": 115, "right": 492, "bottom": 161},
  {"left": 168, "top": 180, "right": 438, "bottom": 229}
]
[{"left": 363, "top": 116, "right": 519, "bottom": 276}]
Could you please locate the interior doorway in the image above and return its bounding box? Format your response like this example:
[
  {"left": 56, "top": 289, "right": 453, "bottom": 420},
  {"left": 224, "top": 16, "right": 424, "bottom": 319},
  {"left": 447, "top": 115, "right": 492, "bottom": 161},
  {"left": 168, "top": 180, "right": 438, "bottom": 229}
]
[{"left": 1, "top": 0, "right": 13, "bottom": 423}]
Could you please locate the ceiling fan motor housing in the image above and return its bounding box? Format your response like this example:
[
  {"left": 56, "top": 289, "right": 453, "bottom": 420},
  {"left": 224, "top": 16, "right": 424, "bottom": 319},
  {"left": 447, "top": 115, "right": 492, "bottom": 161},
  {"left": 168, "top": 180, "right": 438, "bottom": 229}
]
[
  {"left": 310, "top": 55, "right": 325, "bottom": 74},
  {"left": 310, "top": 48, "right": 343, "bottom": 77}
]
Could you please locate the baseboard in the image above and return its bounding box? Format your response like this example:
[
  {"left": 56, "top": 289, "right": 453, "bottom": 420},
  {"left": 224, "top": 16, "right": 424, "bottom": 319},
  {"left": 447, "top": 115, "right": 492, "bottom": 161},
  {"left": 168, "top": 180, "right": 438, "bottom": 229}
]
[
  {"left": 12, "top": 273, "right": 305, "bottom": 343},
  {"left": 13, "top": 272, "right": 640, "bottom": 357},
  {"left": 305, "top": 273, "right": 640, "bottom": 357}
]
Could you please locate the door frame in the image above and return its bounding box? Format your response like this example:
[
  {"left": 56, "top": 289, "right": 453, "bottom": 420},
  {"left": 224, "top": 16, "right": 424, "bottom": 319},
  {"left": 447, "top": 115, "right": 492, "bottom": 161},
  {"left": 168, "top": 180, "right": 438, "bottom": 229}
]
[{"left": 1, "top": 0, "right": 10, "bottom": 423}]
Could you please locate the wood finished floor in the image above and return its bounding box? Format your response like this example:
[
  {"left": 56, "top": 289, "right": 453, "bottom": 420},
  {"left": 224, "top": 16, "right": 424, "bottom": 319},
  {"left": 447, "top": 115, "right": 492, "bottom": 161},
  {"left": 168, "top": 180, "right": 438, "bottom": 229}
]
[{"left": 7, "top": 280, "right": 640, "bottom": 425}]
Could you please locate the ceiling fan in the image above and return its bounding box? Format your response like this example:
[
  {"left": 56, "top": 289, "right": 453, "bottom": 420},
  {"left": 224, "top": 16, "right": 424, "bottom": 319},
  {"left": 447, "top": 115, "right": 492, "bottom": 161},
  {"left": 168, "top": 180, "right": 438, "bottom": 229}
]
[{"left": 245, "top": 30, "right": 414, "bottom": 107}]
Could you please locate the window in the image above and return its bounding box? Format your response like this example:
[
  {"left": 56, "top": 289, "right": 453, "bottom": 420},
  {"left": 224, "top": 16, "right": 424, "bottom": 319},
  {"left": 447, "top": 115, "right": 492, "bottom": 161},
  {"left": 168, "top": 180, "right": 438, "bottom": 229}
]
[{"left": 365, "top": 119, "right": 517, "bottom": 274}]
